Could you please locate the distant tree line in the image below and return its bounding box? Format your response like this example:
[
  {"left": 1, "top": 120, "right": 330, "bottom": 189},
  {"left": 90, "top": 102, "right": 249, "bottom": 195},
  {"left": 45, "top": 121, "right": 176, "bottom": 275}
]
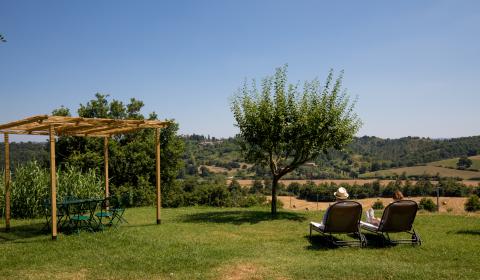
[{"left": 282, "top": 179, "right": 480, "bottom": 202}]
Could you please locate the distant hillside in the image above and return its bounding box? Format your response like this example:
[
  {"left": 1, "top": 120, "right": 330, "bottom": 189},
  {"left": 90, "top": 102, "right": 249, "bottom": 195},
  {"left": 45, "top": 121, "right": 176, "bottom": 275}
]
[
  {"left": 349, "top": 135, "right": 480, "bottom": 169},
  {"left": 181, "top": 135, "right": 480, "bottom": 180},
  {"left": 0, "top": 142, "right": 48, "bottom": 168},
  {"left": 428, "top": 155, "right": 480, "bottom": 170},
  {"left": 2, "top": 134, "right": 480, "bottom": 180},
  {"left": 359, "top": 165, "right": 480, "bottom": 180}
]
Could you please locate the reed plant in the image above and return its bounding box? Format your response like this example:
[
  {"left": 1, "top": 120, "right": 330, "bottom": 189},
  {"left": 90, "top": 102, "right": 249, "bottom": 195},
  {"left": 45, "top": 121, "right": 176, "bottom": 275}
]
[{"left": 0, "top": 161, "right": 103, "bottom": 218}]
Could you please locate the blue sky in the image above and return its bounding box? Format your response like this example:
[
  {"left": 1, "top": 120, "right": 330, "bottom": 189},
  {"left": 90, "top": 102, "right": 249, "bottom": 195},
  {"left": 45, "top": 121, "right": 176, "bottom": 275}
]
[{"left": 1, "top": 0, "right": 479, "bottom": 142}]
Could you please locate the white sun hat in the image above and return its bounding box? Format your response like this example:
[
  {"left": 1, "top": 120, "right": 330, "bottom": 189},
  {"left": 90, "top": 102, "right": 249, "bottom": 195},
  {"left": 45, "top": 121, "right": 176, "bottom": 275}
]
[{"left": 334, "top": 187, "right": 349, "bottom": 200}]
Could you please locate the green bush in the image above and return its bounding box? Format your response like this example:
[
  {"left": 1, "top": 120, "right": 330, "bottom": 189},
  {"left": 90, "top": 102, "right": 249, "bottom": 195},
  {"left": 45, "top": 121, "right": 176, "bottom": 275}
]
[
  {"left": 267, "top": 198, "right": 284, "bottom": 210},
  {"left": 372, "top": 200, "right": 384, "bottom": 210},
  {"left": 239, "top": 194, "right": 267, "bottom": 207},
  {"left": 419, "top": 197, "right": 436, "bottom": 212},
  {"left": 464, "top": 195, "right": 480, "bottom": 212}
]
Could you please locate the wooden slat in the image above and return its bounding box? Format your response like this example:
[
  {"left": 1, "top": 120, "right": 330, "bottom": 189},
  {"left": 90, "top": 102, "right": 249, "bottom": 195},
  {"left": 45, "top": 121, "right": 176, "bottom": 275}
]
[
  {"left": 86, "top": 126, "right": 144, "bottom": 136},
  {"left": 0, "top": 130, "right": 49, "bottom": 136},
  {"left": 26, "top": 123, "right": 54, "bottom": 132},
  {"left": 56, "top": 124, "right": 94, "bottom": 135},
  {"left": 0, "top": 115, "right": 48, "bottom": 130},
  {"left": 0, "top": 115, "right": 170, "bottom": 136},
  {"left": 81, "top": 125, "right": 126, "bottom": 135}
]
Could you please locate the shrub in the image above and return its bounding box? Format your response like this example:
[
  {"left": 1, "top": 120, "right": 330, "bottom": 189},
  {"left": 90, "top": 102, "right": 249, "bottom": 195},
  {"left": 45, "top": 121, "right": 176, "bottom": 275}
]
[
  {"left": 239, "top": 194, "right": 267, "bottom": 207},
  {"left": 267, "top": 198, "right": 284, "bottom": 210},
  {"left": 372, "top": 200, "right": 384, "bottom": 210},
  {"left": 464, "top": 195, "right": 480, "bottom": 212},
  {"left": 419, "top": 198, "right": 436, "bottom": 212}
]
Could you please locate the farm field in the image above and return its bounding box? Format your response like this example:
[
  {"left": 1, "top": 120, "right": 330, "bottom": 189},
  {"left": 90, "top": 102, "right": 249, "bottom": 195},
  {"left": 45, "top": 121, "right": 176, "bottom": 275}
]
[
  {"left": 428, "top": 155, "right": 480, "bottom": 170},
  {"left": 1, "top": 206, "right": 480, "bottom": 279},
  {"left": 277, "top": 196, "right": 472, "bottom": 214},
  {"left": 233, "top": 179, "right": 480, "bottom": 187},
  {"left": 359, "top": 165, "right": 480, "bottom": 180}
]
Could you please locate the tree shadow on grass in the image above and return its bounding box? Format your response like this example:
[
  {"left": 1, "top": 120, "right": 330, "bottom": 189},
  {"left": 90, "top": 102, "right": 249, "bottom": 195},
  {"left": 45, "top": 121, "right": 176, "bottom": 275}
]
[
  {"left": 0, "top": 223, "right": 47, "bottom": 243},
  {"left": 179, "top": 210, "right": 306, "bottom": 225}
]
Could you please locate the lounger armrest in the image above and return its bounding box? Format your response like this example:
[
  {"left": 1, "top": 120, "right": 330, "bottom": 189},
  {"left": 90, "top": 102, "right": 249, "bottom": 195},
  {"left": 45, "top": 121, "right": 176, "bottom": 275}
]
[
  {"left": 360, "top": 221, "right": 379, "bottom": 232},
  {"left": 310, "top": 221, "right": 325, "bottom": 232}
]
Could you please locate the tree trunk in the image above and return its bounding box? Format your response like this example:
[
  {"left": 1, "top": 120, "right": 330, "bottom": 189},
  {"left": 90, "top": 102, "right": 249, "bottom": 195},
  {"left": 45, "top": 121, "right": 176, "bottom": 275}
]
[{"left": 271, "top": 177, "right": 278, "bottom": 216}]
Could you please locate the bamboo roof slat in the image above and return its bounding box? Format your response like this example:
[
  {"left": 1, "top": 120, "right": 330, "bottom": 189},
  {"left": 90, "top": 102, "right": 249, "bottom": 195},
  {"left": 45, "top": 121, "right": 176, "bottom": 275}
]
[
  {"left": 0, "top": 115, "right": 170, "bottom": 137},
  {"left": 0, "top": 115, "right": 49, "bottom": 130}
]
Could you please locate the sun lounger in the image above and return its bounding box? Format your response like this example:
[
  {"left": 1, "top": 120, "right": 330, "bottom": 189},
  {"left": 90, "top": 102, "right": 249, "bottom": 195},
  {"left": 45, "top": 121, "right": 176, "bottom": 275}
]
[
  {"left": 309, "top": 201, "right": 367, "bottom": 247},
  {"left": 360, "top": 200, "right": 421, "bottom": 245}
]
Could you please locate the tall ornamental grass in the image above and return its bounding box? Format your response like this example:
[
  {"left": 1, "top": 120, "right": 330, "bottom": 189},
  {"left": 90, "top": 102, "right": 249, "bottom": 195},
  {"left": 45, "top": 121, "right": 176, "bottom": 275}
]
[{"left": 0, "top": 161, "right": 103, "bottom": 218}]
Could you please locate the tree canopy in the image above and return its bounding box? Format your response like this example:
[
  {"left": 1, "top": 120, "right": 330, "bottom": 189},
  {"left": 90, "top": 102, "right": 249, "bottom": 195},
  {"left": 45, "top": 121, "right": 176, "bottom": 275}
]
[
  {"left": 231, "top": 65, "right": 361, "bottom": 215},
  {"left": 52, "top": 93, "right": 185, "bottom": 207}
]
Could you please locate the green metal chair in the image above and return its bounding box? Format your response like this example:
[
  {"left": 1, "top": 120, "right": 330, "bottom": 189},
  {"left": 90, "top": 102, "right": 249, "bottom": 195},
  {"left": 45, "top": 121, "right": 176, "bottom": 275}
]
[
  {"left": 95, "top": 198, "right": 113, "bottom": 230},
  {"left": 95, "top": 196, "right": 127, "bottom": 229},
  {"left": 42, "top": 199, "right": 67, "bottom": 232},
  {"left": 109, "top": 195, "right": 127, "bottom": 228},
  {"left": 69, "top": 200, "right": 99, "bottom": 233}
]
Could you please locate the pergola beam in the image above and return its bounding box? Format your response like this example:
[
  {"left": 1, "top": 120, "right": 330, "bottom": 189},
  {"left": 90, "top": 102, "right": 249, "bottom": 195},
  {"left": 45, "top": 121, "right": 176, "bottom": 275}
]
[
  {"left": 49, "top": 125, "right": 57, "bottom": 240},
  {"left": 155, "top": 128, "right": 161, "bottom": 224},
  {"left": 104, "top": 137, "right": 109, "bottom": 199},
  {"left": 4, "top": 133, "right": 11, "bottom": 231}
]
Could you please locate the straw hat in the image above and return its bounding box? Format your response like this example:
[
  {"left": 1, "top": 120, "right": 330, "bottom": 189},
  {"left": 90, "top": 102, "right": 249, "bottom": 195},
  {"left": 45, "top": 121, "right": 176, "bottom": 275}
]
[{"left": 334, "top": 187, "right": 349, "bottom": 200}]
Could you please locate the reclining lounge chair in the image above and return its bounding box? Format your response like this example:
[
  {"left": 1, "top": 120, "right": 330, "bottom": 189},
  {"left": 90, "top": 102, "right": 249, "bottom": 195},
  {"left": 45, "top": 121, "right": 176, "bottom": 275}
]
[
  {"left": 360, "top": 200, "right": 421, "bottom": 246},
  {"left": 309, "top": 201, "right": 367, "bottom": 247}
]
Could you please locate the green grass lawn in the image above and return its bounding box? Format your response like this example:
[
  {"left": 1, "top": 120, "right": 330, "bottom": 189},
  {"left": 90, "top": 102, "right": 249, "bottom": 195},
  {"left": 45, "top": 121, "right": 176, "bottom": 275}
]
[{"left": 1, "top": 207, "right": 480, "bottom": 279}]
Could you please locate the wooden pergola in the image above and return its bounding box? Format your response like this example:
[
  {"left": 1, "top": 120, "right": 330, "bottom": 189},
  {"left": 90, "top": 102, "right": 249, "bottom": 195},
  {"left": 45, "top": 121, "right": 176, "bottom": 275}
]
[{"left": 0, "top": 115, "right": 169, "bottom": 240}]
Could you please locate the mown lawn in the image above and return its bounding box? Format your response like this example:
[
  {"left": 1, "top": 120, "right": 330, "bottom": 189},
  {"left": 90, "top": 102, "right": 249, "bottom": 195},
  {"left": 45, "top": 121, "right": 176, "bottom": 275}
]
[{"left": 1, "top": 207, "right": 480, "bottom": 279}]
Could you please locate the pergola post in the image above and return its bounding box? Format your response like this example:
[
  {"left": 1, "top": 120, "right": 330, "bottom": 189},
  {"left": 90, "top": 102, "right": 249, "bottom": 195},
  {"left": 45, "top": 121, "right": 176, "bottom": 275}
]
[
  {"left": 49, "top": 125, "right": 57, "bottom": 240},
  {"left": 155, "top": 128, "right": 161, "bottom": 224},
  {"left": 4, "top": 133, "right": 11, "bottom": 231},
  {"left": 104, "top": 136, "right": 109, "bottom": 199}
]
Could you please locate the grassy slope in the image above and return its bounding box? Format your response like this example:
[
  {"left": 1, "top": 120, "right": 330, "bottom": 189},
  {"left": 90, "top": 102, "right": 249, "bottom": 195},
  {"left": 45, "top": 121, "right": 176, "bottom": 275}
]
[
  {"left": 1, "top": 207, "right": 480, "bottom": 279},
  {"left": 428, "top": 156, "right": 480, "bottom": 170},
  {"left": 360, "top": 165, "right": 480, "bottom": 180}
]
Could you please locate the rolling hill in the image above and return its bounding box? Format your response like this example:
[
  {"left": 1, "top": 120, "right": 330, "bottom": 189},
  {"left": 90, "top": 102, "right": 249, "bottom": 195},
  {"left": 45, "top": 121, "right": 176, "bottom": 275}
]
[
  {"left": 427, "top": 155, "right": 480, "bottom": 170},
  {"left": 359, "top": 165, "right": 480, "bottom": 180}
]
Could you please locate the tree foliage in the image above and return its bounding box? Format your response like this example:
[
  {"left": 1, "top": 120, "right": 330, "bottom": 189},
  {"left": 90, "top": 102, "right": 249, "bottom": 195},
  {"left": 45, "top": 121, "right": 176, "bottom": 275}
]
[
  {"left": 52, "top": 93, "right": 185, "bottom": 207},
  {"left": 231, "top": 65, "right": 361, "bottom": 214},
  {"left": 457, "top": 156, "right": 472, "bottom": 170}
]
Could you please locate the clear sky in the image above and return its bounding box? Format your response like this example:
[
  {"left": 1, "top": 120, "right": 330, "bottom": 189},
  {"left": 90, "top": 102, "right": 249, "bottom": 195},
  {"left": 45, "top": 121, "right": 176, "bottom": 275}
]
[{"left": 1, "top": 0, "right": 479, "bottom": 142}]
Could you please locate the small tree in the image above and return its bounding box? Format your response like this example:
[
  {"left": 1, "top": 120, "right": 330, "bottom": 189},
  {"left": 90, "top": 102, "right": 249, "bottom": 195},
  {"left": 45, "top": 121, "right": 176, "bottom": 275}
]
[
  {"left": 419, "top": 198, "right": 436, "bottom": 212},
  {"left": 231, "top": 65, "right": 361, "bottom": 215},
  {"left": 457, "top": 157, "right": 472, "bottom": 170},
  {"left": 465, "top": 195, "right": 480, "bottom": 212}
]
